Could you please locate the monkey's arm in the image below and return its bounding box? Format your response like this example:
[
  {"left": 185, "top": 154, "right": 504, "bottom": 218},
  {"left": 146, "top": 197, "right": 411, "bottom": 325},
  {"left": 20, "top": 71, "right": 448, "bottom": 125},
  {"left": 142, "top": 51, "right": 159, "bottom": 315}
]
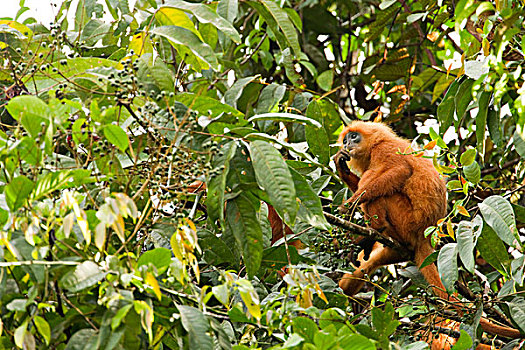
[
  {"left": 334, "top": 149, "right": 360, "bottom": 192},
  {"left": 349, "top": 153, "right": 412, "bottom": 204}
]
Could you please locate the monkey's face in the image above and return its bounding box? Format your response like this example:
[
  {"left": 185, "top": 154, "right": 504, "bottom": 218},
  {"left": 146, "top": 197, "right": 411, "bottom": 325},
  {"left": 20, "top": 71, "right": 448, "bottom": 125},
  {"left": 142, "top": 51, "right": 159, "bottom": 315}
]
[{"left": 342, "top": 131, "right": 362, "bottom": 156}]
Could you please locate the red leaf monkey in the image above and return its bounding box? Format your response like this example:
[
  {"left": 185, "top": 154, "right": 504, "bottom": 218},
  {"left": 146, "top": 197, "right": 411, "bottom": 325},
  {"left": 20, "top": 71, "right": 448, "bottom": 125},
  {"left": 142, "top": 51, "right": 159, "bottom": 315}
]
[{"left": 334, "top": 121, "right": 522, "bottom": 348}]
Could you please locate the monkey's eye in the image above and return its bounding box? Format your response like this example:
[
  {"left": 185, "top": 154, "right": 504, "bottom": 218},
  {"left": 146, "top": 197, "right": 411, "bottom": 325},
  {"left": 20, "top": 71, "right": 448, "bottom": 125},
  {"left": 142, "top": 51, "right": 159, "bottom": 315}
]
[{"left": 349, "top": 132, "right": 359, "bottom": 140}]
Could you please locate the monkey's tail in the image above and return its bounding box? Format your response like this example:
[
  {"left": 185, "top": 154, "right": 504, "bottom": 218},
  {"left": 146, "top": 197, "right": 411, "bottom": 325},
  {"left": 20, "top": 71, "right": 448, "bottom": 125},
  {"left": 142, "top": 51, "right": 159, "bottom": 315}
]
[{"left": 415, "top": 243, "right": 523, "bottom": 339}]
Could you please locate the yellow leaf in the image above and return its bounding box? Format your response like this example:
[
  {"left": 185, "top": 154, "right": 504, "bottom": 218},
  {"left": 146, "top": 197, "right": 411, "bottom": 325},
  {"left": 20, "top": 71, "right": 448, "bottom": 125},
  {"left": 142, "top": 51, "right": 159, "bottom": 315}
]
[
  {"left": 457, "top": 205, "right": 470, "bottom": 217},
  {"left": 424, "top": 140, "right": 438, "bottom": 150},
  {"left": 146, "top": 272, "right": 162, "bottom": 301},
  {"left": 95, "top": 222, "right": 106, "bottom": 251},
  {"left": 446, "top": 220, "right": 454, "bottom": 239}
]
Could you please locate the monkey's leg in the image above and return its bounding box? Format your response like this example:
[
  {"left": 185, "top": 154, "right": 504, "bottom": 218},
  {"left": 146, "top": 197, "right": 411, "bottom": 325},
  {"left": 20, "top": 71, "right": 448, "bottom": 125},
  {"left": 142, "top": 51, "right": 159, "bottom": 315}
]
[{"left": 339, "top": 242, "right": 407, "bottom": 296}]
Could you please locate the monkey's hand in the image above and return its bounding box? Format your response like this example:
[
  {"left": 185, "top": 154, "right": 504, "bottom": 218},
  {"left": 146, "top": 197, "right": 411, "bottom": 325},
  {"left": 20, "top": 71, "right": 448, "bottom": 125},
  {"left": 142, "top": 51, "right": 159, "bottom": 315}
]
[{"left": 335, "top": 149, "right": 352, "bottom": 175}]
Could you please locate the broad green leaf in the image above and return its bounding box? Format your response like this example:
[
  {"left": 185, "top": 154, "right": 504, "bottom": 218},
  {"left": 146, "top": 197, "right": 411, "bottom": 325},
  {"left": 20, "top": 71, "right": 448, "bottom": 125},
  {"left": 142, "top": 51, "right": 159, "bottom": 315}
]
[
  {"left": 6, "top": 95, "right": 49, "bottom": 137},
  {"left": 32, "top": 169, "right": 93, "bottom": 201},
  {"left": 14, "top": 321, "right": 28, "bottom": 348},
  {"left": 255, "top": 84, "right": 286, "bottom": 114},
  {"left": 224, "top": 75, "right": 259, "bottom": 109},
  {"left": 456, "top": 220, "right": 479, "bottom": 273},
  {"left": 508, "top": 297, "right": 525, "bottom": 333},
  {"left": 292, "top": 317, "right": 318, "bottom": 343},
  {"left": 487, "top": 108, "right": 502, "bottom": 146},
  {"left": 477, "top": 224, "right": 510, "bottom": 276},
  {"left": 305, "top": 101, "right": 330, "bottom": 165},
  {"left": 104, "top": 124, "right": 129, "bottom": 152},
  {"left": 162, "top": 0, "right": 241, "bottom": 43},
  {"left": 479, "top": 196, "right": 518, "bottom": 246},
  {"left": 463, "top": 161, "right": 480, "bottom": 184},
  {"left": 476, "top": 91, "right": 491, "bottom": 158},
  {"left": 34, "top": 316, "right": 51, "bottom": 345},
  {"left": 60, "top": 261, "right": 107, "bottom": 292},
  {"left": 218, "top": 0, "right": 238, "bottom": 23},
  {"left": 16, "top": 137, "right": 40, "bottom": 165},
  {"left": 317, "top": 70, "right": 333, "bottom": 91},
  {"left": 65, "top": 329, "right": 98, "bottom": 350},
  {"left": 28, "top": 57, "right": 122, "bottom": 92},
  {"left": 437, "top": 79, "right": 460, "bottom": 132},
  {"left": 260, "top": 0, "right": 301, "bottom": 56},
  {"left": 150, "top": 26, "right": 219, "bottom": 70},
  {"left": 0, "top": 20, "right": 32, "bottom": 39},
  {"left": 138, "top": 247, "right": 172, "bottom": 273},
  {"left": 513, "top": 129, "right": 525, "bottom": 158},
  {"left": 246, "top": 1, "right": 288, "bottom": 52},
  {"left": 249, "top": 140, "right": 298, "bottom": 225},
  {"left": 207, "top": 142, "right": 237, "bottom": 225},
  {"left": 5, "top": 175, "right": 34, "bottom": 212},
  {"left": 175, "top": 93, "right": 244, "bottom": 119},
  {"left": 155, "top": 7, "right": 201, "bottom": 37},
  {"left": 451, "top": 330, "right": 473, "bottom": 349},
  {"left": 339, "top": 334, "right": 375, "bottom": 350},
  {"left": 437, "top": 243, "right": 458, "bottom": 292},
  {"left": 290, "top": 168, "right": 330, "bottom": 230},
  {"left": 236, "top": 279, "right": 261, "bottom": 320},
  {"left": 177, "top": 305, "right": 214, "bottom": 350},
  {"left": 248, "top": 112, "right": 322, "bottom": 128},
  {"left": 225, "top": 194, "right": 263, "bottom": 277},
  {"left": 455, "top": 79, "right": 474, "bottom": 120},
  {"left": 460, "top": 148, "right": 476, "bottom": 166}
]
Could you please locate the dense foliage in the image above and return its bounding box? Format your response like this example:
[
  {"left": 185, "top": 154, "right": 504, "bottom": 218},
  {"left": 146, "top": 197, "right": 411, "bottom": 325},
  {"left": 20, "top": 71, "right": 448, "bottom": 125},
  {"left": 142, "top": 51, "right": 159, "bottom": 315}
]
[{"left": 0, "top": 0, "right": 524, "bottom": 349}]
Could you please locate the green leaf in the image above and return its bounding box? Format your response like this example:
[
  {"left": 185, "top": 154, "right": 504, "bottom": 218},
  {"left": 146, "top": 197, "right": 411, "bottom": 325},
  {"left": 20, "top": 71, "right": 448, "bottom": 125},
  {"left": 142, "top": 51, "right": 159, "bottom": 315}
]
[
  {"left": 460, "top": 148, "right": 476, "bottom": 166},
  {"left": 259, "top": 0, "right": 301, "bottom": 56},
  {"left": 177, "top": 305, "right": 214, "bottom": 350},
  {"left": 456, "top": 219, "right": 480, "bottom": 273},
  {"left": 249, "top": 140, "right": 298, "bottom": 225},
  {"left": 162, "top": 0, "right": 241, "bottom": 43},
  {"left": 437, "top": 243, "right": 458, "bottom": 292},
  {"left": 34, "top": 315, "right": 51, "bottom": 345},
  {"left": 207, "top": 142, "right": 238, "bottom": 225},
  {"left": 508, "top": 297, "right": 525, "bottom": 333},
  {"left": 6, "top": 95, "right": 49, "bottom": 137},
  {"left": 104, "top": 124, "right": 129, "bottom": 152},
  {"left": 16, "top": 137, "right": 40, "bottom": 165},
  {"left": 225, "top": 194, "right": 263, "bottom": 277},
  {"left": 150, "top": 26, "right": 219, "bottom": 70},
  {"left": 317, "top": 70, "right": 333, "bottom": 91},
  {"left": 60, "top": 261, "right": 107, "bottom": 292},
  {"left": 487, "top": 108, "right": 502, "bottom": 146},
  {"left": 224, "top": 75, "right": 259, "bottom": 109},
  {"left": 65, "top": 329, "right": 98, "bottom": 350},
  {"left": 451, "top": 330, "right": 473, "bottom": 350},
  {"left": 454, "top": 79, "right": 475, "bottom": 120},
  {"left": 290, "top": 168, "right": 330, "bottom": 230},
  {"left": 463, "top": 161, "right": 480, "bottom": 184},
  {"left": 513, "top": 129, "right": 525, "bottom": 158},
  {"left": 248, "top": 112, "right": 322, "bottom": 128},
  {"left": 476, "top": 91, "right": 491, "bottom": 158},
  {"left": 477, "top": 224, "right": 510, "bottom": 276},
  {"left": 479, "top": 196, "right": 518, "bottom": 246},
  {"left": 5, "top": 175, "right": 34, "bottom": 212},
  {"left": 32, "top": 169, "right": 93, "bottom": 201},
  {"left": 218, "top": 0, "right": 238, "bottom": 23},
  {"left": 305, "top": 101, "right": 330, "bottom": 165},
  {"left": 437, "top": 79, "right": 460, "bottom": 133},
  {"left": 255, "top": 83, "right": 286, "bottom": 114},
  {"left": 137, "top": 247, "right": 172, "bottom": 272},
  {"left": 175, "top": 93, "right": 244, "bottom": 119}
]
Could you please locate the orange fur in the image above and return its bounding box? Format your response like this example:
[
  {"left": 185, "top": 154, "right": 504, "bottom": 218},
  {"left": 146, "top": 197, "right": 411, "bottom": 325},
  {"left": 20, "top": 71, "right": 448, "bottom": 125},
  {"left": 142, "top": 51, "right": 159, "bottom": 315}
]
[{"left": 335, "top": 121, "right": 522, "bottom": 345}]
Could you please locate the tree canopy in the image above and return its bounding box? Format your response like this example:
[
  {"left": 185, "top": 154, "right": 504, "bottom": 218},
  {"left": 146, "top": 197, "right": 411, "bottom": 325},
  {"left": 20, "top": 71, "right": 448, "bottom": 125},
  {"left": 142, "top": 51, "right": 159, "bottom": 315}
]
[{"left": 0, "top": 0, "right": 524, "bottom": 349}]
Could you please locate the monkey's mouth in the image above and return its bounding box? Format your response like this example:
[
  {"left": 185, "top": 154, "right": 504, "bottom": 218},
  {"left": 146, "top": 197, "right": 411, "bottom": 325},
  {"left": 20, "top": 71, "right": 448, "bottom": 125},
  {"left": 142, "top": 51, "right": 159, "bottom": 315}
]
[{"left": 340, "top": 147, "right": 354, "bottom": 158}]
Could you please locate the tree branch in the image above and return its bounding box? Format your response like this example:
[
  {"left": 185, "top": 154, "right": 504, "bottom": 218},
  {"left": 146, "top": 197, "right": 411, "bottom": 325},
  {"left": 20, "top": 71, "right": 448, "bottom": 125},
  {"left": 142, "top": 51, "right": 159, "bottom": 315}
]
[{"left": 323, "top": 212, "right": 411, "bottom": 260}]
